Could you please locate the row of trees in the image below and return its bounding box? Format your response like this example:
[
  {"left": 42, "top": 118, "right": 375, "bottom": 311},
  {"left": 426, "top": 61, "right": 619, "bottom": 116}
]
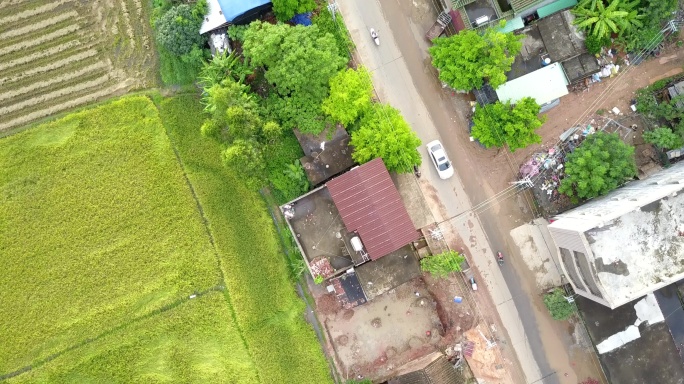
[
  {"left": 196, "top": 18, "right": 423, "bottom": 201},
  {"left": 429, "top": 28, "right": 547, "bottom": 152}
]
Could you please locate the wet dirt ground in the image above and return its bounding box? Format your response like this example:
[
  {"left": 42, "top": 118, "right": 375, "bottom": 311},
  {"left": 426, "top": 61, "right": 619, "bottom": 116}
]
[{"left": 318, "top": 276, "right": 477, "bottom": 382}]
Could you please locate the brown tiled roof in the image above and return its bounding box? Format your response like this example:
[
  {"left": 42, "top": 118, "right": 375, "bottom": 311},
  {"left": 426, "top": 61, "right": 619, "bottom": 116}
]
[{"left": 326, "top": 158, "right": 419, "bottom": 260}]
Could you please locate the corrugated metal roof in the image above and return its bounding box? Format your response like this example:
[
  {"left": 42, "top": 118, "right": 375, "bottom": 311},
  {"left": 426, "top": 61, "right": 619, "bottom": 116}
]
[
  {"left": 495, "top": 62, "right": 569, "bottom": 105},
  {"left": 390, "top": 354, "right": 464, "bottom": 384},
  {"left": 326, "top": 158, "right": 419, "bottom": 260},
  {"left": 510, "top": 0, "right": 545, "bottom": 13},
  {"left": 498, "top": 16, "right": 524, "bottom": 33},
  {"left": 218, "top": 0, "right": 271, "bottom": 22},
  {"left": 537, "top": 0, "right": 578, "bottom": 18},
  {"left": 200, "top": 0, "right": 272, "bottom": 34}
]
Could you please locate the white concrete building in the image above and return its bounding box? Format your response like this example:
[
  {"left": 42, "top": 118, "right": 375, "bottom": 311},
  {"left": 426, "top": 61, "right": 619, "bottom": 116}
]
[{"left": 548, "top": 161, "right": 684, "bottom": 309}]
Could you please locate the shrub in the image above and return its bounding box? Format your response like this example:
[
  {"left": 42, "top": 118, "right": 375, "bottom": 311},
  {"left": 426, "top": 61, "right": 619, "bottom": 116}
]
[
  {"left": 420, "top": 250, "right": 465, "bottom": 278},
  {"left": 543, "top": 288, "right": 577, "bottom": 320},
  {"left": 269, "top": 160, "right": 310, "bottom": 203},
  {"left": 322, "top": 67, "right": 373, "bottom": 127},
  {"left": 351, "top": 103, "right": 422, "bottom": 173},
  {"left": 155, "top": 4, "right": 206, "bottom": 56},
  {"left": 429, "top": 28, "right": 523, "bottom": 90},
  {"left": 643, "top": 127, "right": 683, "bottom": 149},
  {"left": 312, "top": 7, "right": 355, "bottom": 55},
  {"left": 227, "top": 25, "right": 249, "bottom": 42},
  {"left": 584, "top": 34, "right": 610, "bottom": 55}
]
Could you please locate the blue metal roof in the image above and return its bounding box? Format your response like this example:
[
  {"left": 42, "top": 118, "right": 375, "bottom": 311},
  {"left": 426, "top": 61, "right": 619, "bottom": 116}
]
[{"left": 217, "top": 0, "right": 271, "bottom": 22}]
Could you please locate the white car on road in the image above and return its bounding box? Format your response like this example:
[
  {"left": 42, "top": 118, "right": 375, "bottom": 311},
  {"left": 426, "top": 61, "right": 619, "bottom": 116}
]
[{"left": 426, "top": 140, "right": 454, "bottom": 179}]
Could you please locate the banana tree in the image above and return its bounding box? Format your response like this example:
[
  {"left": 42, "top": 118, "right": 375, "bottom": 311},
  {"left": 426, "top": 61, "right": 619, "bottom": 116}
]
[{"left": 572, "top": 0, "right": 638, "bottom": 39}]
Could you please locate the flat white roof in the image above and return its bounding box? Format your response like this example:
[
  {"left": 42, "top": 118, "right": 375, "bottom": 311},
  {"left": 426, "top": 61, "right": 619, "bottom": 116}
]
[
  {"left": 200, "top": 0, "right": 228, "bottom": 34},
  {"left": 496, "top": 62, "right": 569, "bottom": 105},
  {"left": 585, "top": 191, "right": 684, "bottom": 308},
  {"left": 550, "top": 162, "right": 684, "bottom": 308}
]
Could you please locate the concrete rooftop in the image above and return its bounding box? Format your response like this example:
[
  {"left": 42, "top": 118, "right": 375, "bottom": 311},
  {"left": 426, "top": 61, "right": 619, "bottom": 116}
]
[
  {"left": 536, "top": 11, "right": 584, "bottom": 62},
  {"left": 355, "top": 245, "right": 422, "bottom": 301},
  {"left": 578, "top": 294, "right": 684, "bottom": 384},
  {"left": 286, "top": 186, "right": 356, "bottom": 276},
  {"left": 585, "top": 192, "right": 684, "bottom": 307}
]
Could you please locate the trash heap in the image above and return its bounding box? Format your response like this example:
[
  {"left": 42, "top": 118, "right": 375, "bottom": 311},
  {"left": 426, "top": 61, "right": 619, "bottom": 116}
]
[{"left": 519, "top": 125, "right": 597, "bottom": 216}]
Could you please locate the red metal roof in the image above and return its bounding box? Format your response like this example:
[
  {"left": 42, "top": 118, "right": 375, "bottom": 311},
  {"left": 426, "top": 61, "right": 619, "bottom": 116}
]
[
  {"left": 449, "top": 10, "right": 466, "bottom": 33},
  {"left": 326, "top": 158, "right": 420, "bottom": 260}
]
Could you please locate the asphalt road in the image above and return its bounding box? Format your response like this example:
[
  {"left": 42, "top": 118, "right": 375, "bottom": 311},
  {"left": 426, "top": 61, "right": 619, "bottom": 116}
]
[{"left": 336, "top": 0, "right": 563, "bottom": 383}]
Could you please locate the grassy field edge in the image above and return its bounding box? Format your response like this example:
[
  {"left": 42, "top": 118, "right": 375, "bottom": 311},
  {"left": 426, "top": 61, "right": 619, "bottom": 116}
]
[{"left": 157, "top": 94, "right": 333, "bottom": 384}]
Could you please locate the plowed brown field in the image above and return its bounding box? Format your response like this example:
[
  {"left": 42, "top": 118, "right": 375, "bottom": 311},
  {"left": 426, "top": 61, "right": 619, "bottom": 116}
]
[{"left": 0, "top": 0, "right": 157, "bottom": 133}]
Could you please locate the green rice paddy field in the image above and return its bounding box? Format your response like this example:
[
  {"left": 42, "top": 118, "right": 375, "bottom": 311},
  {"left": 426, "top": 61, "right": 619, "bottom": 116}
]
[{"left": 0, "top": 95, "right": 331, "bottom": 383}]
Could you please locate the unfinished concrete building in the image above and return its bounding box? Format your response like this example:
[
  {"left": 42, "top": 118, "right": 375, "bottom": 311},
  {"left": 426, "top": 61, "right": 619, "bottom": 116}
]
[{"left": 548, "top": 161, "right": 684, "bottom": 309}]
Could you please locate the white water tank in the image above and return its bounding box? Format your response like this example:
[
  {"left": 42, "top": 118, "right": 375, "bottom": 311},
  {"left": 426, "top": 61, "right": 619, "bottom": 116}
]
[{"left": 350, "top": 236, "right": 364, "bottom": 252}]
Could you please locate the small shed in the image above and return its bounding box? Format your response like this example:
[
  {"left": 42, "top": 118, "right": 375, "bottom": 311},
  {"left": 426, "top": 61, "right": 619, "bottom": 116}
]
[
  {"left": 200, "top": 0, "right": 272, "bottom": 34},
  {"left": 668, "top": 81, "right": 684, "bottom": 109},
  {"left": 495, "top": 62, "right": 569, "bottom": 106},
  {"left": 295, "top": 127, "right": 355, "bottom": 187},
  {"left": 388, "top": 352, "right": 464, "bottom": 384},
  {"left": 326, "top": 158, "right": 420, "bottom": 260}
]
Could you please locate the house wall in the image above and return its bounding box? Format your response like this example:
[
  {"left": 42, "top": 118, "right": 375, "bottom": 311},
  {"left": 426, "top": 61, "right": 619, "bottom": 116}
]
[
  {"left": 548, "top": 162, "right": 684, "bottom": 308},
  {"left": 552, "top": 162, "right": 684, "bottom": 226},
  {"left": 548, "top": 226, "right": 611, "bottom": 307}
]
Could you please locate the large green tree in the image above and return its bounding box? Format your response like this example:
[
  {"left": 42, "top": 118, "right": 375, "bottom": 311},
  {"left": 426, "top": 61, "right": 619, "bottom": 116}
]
[
  {"left": 350, "top": 103, "right": 421, "bottom": 173},
  {"left": 155, "top": 4, "right": 206, "bottom": 56},
  {"left": 322, "top": 67, "right": 373, "bottom": 127},
  {"left": 558, "top": 132, "right": 637, "bottom": 201},
  {"left": 243, "top": 22, "right": 346, "bottom": 101},
  {"left": 200, "top": 79, "right": 257, "bottom": 141},
  {"left": 572, "top": 0, "right": 642, "bottom": 39},
  {"left": 272, "top": 0, "right": 316, "bottom": 21},
  {"left": 429, "top": 28, "right": 523, "bottom": 90},
  {"left": 471, "top": 97, "right": 545, "bottom": 152},
  {"left": 222, "top": 139, "right": 265, "bottom": 177}
]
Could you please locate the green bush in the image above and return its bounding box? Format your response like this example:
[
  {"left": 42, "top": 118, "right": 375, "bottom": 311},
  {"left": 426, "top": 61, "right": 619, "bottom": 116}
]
[
  {"left": 155, "top": 4, "right": 206, "bottom": 56},
  {"left": 420, "top": 250, "right": 466, "bottom": 278},
  {"left": 643, "top": 127, "right": 684, "bottom": 149},
  {"left": 543, "top": 288, "right": 577, "bottom": 320},
  {"left": 269, "top": 160, "right": 310, "bottom": 204},
  {"left": 153, "top": 0, "right": 208, "bottom": 85},
  {"left": 584, "top": 34, "right": 610, "bottom": 55},
  {"left": 158, "top": 45, "right": 204, "bottom": 85},
  {"left": 558, "top": 132, "right": 636, "bottom": 202},
  {"left": 227, "top": 25, "right": 249, "bottom": 42}
]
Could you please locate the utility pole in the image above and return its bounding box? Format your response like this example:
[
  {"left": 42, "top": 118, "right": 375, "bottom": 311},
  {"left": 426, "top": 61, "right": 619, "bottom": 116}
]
[{"left": 327, "top": 1, "right": 337, "bottom": 22}]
